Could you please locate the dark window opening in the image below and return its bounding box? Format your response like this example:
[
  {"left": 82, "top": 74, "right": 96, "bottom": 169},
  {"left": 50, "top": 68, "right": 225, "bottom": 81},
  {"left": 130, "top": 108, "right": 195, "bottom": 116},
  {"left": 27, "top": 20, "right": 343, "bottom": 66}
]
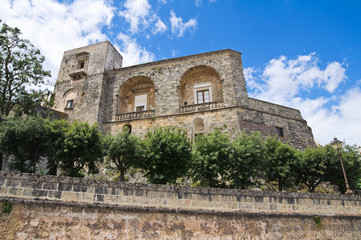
[
  {"left": 77, "top": 60, "right": 85, "bottom": 69},
  {"left": 123, "top": 124, "right": 132, "bottom": 134},
  {"left": 184, "top": 101, "right": 187, "bottom": 105},
  {"left": 276, "top": 127, "right": 284, "bottom": 137},
  {"left": 136, "top": 106, "right": 145, "bottom": 112},
  {"left": 65, "top": 100, "right": 74, "bottom": 109}
]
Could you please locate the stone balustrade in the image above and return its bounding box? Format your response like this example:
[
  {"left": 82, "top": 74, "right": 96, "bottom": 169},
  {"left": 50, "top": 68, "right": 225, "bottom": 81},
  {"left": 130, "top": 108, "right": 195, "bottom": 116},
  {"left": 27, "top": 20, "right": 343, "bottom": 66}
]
[
  {"left": 115, "top": 110, "right": 155, "bottom": 121},
  {"left": 180, "top": 101, "right": 224, "bottom": 114}
]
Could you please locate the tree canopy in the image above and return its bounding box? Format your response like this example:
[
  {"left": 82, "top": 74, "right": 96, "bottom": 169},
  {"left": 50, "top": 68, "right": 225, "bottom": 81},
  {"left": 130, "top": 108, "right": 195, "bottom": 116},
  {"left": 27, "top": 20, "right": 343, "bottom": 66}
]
[
  {"left": 106, "top": 129, "right": 141, "bottom": 181},
  {"left": 0, "top": 20, "right": 51, "bottom": 120},
  {"left": 141, "top": 127, "right": 191, "bottom": 184}
]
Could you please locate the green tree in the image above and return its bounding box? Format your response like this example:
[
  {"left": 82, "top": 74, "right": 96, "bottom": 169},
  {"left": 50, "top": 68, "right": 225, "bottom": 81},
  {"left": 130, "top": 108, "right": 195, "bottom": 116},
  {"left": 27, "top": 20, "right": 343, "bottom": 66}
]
[
  {"left": 264, "top": 137, "right": 300, "bottom": 191},
  {"left": 106, "top": 129, "right": 140, "bottom": 181},
  {"left": 191, "top": 129, "right": 232, "bottom": 188},
  {"left": 46, "top": 120, "right": 103, "bottom": 177},
  {"left": 228, "top": 131, "right": 266, "bottom": 189},
  {"left": 0, "top": 117, "right": 48, "bottom": 173},
  {"left": 297, "top": 147, "right": 329, "bottom": 192},
  {"left": 141, "top": 127, "right": 191, "bottom": 184},
  {"left": 324, "top": 144, "right": 361, "bottom": 193},
  {"left": 0, "top": 20, "right": 51, "bottom": 120}
]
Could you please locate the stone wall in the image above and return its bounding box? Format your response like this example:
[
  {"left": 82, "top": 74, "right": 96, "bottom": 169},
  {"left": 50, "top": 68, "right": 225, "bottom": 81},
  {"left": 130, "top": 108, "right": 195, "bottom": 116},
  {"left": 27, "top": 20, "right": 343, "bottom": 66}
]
[{"left": 1, "top": 172, "right": 360, "bottom": 239}]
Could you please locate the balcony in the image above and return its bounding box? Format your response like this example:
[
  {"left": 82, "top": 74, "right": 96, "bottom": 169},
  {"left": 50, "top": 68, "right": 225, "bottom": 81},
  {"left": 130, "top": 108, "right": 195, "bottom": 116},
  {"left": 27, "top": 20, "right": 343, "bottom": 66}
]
[
  {"left": 116, "top": 110, "right": 155, "bottom": 121},
  {"left": 180, "top": 101, "right": 224, "bottom": 114},
  {"left": 68, "top": 69, "right": 86, "bottom": 80}
]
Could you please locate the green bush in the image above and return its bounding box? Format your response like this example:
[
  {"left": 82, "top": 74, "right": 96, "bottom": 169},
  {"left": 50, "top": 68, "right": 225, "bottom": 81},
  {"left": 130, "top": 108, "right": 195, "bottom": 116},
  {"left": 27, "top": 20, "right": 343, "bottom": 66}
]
[{"left": 2, "top": 202, "right": 13, "bottom": 213}]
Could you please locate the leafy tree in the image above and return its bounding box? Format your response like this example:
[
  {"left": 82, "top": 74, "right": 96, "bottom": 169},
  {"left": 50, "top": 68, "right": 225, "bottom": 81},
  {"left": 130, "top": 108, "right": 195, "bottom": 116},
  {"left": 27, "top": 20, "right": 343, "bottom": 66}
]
[
  {"left": 297, "top": 147, "right": 329, "bottom": 192},
  {"left": 264, "top": 137, "right": 300, "bottom": 191},
  {"left": 191, "top": 129, "right": 232, "bottom": 188},
  {"left": 324, "top": 144, "right": 361, "bottom": 193},
  {"left": 45, "top": 119, "right": 70, "bottom": 175},
  {"left": 46, "top": 120, "right": 103, "bottom": 177},
  {"left": 0, "top": 117, "right": 48, "bottom": 173},
  {"left": 0, "top": 20, "right": 51, "bottom": 120},
  {"left": 141, "top": 127, "right": 191, "bottom": 184},
  {"left": 106, "top": 129, "right": 140, "bottom": 181},
  {"left": 228, "top": 131, "right": 266, "bottom": 189}
]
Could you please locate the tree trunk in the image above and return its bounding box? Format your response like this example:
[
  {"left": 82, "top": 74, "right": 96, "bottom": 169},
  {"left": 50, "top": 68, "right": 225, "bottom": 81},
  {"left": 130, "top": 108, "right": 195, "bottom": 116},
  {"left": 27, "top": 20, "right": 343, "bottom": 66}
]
[
  {"left": 120, "top": 169, "right": 125, "bottom": 182},
  {"left": 0, "top": 153, "right": 3, "bottom": 171}
]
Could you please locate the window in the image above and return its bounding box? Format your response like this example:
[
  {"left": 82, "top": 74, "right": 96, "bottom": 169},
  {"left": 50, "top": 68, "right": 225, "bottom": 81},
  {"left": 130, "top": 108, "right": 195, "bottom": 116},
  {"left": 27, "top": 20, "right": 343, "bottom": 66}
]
[
  {"left": 276, "top": 127, "right": 284, "bottom": 137},
  {"left": 136, "top": 106, "right": 145, "bottom": 112},
  {"left": 77, "top": 60, "right": 85, "bottom": 69},
  {"left": 65, "top": 100, "right": 74, "bottom": 109},
  {"left": 123, "top": 124, "right": 132, "bottom": 134},
  {"left": 134, "top": 94, "right": 147, "bottom": 111},
  {"left": 197, "top": 89, "right": 210, "bottom": 104}
]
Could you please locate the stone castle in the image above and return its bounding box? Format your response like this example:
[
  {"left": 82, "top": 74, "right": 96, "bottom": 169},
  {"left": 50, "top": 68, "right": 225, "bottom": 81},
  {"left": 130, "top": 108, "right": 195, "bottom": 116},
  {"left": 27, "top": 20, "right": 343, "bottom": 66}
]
[{"left": 53, "top": 41, "right": 315, "bottom": 149}]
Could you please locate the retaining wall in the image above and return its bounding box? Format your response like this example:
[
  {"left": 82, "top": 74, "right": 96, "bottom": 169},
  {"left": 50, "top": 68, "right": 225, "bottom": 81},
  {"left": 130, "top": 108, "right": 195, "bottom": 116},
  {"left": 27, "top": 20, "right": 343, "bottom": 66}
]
[{"left": 1, "top": 172, "right": 360, "bottom": 239}]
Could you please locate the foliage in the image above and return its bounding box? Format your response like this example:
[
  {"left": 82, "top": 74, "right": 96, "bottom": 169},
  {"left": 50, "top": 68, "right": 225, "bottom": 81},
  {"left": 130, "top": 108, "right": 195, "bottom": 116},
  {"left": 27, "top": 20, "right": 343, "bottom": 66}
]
[
  {"left": 228, "top": 131, "right": 266, "bottom": 189},
  {"left": 141, "top": 127, "right": 191, "bottom": 184},
  {"left": 46, "top": 120, "right": 103, "bottom": 177},
  {"left": 297, "top": 146, "right": 330, "bottom": 192},
  {"left": 0, "top": 20, "right": 51, "bottom": 120},
  {"left": 314, "top": 215, "right": 322, "bottom": 229},
  {"left": 264, "top": 137, "right": 301, "bottom": 191},
  {"left": 0, "top": 117, "right": 48, "bottom": 173},
  {"left": 106, "top": 129, "right": 140, "bottom": 181},
  {"left": 191, "top": 129, "right": 232, "bottom": 188},
  {"left": 2, "top": 202, "right": 13, "bottom": 213},
  {"left": 324, "top": 143, "right": 361, "bottom": 193}
]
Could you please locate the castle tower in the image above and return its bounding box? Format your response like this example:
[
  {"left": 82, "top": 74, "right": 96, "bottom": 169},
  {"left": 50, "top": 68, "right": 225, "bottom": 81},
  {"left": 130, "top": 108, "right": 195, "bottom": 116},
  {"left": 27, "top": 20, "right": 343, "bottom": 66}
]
[{"left": 53, "top": 41, "right": 123, "bottom": 128}]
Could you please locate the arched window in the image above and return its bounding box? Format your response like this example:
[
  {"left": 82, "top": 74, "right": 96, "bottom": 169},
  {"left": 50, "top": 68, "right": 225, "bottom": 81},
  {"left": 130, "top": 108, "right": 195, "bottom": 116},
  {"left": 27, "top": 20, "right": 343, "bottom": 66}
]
[
  {"left": 180, "top": 66, "right": 223, "bottom": 106},
  {"left": 118, "top": 76, "right": 155, "bottom": 113},
  {"left": 123, "top": 124, "right": 132, "bottom": 134},
  {"left": 193, "top": 117, "right": 205, "bottom": 140}
]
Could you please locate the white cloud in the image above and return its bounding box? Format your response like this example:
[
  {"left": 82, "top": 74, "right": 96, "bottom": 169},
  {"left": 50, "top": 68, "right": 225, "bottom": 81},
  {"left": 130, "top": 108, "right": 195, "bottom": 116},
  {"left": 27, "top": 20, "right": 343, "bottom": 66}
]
[
  {"left": 195, "top": 0, "right": 217, "bottom": 7},
  {"left": 169, "top": 10, "right": 197, "bottom": 37},
  {"left": 246, "top": 53, "right": 361, "bottom": 146},
  {"left": 117, "top": 32, "right": 155, "bottom": 66},
  {"left": 0, "top": 0, "right": 115, "bottom": 86},
  {"left": 119, "top": 0, "right": 151, "bottom": 33},
  {"left": 247, "top": 53, "right": 346, "bottom": 104},
  {"left": 152, "top": 17, "right": 167, "bottom": 35}
]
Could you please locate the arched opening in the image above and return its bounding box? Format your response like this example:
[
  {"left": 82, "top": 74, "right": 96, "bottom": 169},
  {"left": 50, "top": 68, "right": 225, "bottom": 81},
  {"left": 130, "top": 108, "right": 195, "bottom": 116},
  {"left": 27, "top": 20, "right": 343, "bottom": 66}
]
[
  {"left": 63, "top": 89, "right": 77, "bottom": 110},
  {"left": 193, "top": 117, "right": 205, "bottom": 140},
  {"left": 118, "top": 76, "right": 155, "bottom": 113},
  {"left": 123, "top": 124, "right": 132, "bottom": 134},
  {"left": 180, "top": 66, "right": 223, "bottom": 107}
]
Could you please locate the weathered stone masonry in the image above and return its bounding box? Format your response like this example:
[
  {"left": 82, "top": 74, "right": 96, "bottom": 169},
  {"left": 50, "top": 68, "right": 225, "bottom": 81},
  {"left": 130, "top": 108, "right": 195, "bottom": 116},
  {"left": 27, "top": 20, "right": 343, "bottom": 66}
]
[
  {"left": 1, "top": 172, "right": 361, "bottom": 239},
  {"left": 53, "top": 41, "right": 315, "bottom": 149}
]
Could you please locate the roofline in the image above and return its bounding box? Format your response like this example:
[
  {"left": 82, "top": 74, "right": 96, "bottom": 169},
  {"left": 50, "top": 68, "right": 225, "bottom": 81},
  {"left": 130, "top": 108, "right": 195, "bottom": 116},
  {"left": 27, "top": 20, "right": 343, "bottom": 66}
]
[
  {"left": 63, "top": 40, "right": 111, "bottom": 54},
  {"left": 119, "top": 49, "right": 242, "bottom": 71}
]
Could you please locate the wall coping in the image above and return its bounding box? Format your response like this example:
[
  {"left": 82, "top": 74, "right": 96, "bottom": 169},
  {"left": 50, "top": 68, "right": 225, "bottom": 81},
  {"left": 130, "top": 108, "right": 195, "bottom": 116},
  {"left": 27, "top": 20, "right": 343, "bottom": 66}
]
[{"left": 1, "top": 172, "right": 360, "bottom": 200}]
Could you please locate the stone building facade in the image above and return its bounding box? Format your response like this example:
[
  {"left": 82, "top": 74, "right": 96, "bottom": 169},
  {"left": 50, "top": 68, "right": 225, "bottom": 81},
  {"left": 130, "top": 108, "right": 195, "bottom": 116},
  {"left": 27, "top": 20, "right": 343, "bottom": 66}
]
[{"left": 53, "top": 41, "right": 315, "bottom": 149}]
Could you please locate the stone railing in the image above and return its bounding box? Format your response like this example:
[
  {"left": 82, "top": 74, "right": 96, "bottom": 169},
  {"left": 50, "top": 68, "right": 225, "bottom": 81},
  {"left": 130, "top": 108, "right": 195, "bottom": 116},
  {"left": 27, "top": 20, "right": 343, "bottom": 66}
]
[
  {"left": 115, "top": 110, "right": 155, "bottom": 121},
  {"left": 180, "top": 101, "right": 224, "bottom": 113}
]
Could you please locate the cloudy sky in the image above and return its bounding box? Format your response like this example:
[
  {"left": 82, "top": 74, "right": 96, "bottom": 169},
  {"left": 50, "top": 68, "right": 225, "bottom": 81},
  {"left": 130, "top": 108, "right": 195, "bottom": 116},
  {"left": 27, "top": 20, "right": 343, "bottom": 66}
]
[{"left": 1, "top": 0, "right": 361, "bottom": 146}]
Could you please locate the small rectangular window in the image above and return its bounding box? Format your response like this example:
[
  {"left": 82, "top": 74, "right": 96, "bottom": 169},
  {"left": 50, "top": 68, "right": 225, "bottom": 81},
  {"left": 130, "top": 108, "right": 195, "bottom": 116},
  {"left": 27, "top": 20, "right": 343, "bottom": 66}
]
[
  {"left": 65, "top": 100, "right": 74, "bottom": 109},
  {"left": 77, "top": 60, "right": 85, "bottom": 69},
  {"left": 276, "top": 127, "right": 284, "bottom": 137}
]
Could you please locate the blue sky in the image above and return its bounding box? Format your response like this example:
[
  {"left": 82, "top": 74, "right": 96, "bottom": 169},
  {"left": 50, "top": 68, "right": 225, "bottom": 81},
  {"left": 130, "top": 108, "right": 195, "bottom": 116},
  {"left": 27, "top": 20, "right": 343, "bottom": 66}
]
[{"left": 1, "top": 0, "right": 361, "bottom": 146}]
